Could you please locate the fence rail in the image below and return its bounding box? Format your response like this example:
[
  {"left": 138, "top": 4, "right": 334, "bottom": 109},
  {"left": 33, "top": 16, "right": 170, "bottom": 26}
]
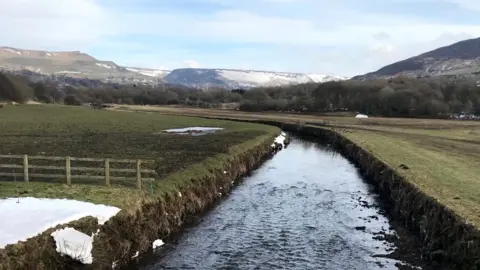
[{"left": 0, "top": 154, "right": 157, "bottom": 189}]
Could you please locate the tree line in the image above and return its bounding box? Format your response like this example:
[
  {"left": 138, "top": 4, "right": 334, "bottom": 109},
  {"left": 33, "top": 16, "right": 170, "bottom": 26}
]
[
  {"left": 1, "top": 71, "right": 479, "bottom": 118},
  {"left": 0, "top": 72, "right": 242, "bottom": 107},
  {"left": 239, "top": 76, "right": 480, "bottom": 118}
]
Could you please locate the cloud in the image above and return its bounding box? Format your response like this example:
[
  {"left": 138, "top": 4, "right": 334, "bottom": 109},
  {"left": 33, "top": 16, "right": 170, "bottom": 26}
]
[
  {"left": 373, "top": 32, "right": 391, "bottom": 41},
  {"left": 0, "top": 0, "right": 116, "bottom": 50},
  {"left": 1, "top": 0, "right": 480, "bottom": 76},
  {"left": 183, "top": 60, "right": 200, "bottom": 68}
]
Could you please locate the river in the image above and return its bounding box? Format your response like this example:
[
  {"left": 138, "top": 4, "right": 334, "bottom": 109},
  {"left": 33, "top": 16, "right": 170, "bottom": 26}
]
[{"left": 135, "top": 135, "right": 426, "bottom": 270}]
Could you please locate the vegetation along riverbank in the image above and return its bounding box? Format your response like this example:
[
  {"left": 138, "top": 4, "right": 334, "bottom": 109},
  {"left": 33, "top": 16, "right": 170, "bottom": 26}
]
[{"left": 0, "top": 104, "right": 280, "bottom": 269}]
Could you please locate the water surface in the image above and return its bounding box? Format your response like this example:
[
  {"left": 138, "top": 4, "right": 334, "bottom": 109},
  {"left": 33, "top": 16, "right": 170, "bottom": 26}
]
[{"left": 137, "top": 136, "right": 423, "bottom": 270}]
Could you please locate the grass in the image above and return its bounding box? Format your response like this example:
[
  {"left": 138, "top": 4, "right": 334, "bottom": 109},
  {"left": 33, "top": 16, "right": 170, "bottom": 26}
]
[
  {"left": 336, "top": 123, "right": 480, "bottom": 227},
  {"left": 115, "top": 104, "right": 480, "bottom": 227},
  {"left": 0, "top": 104, "right": 278, "bottom": 208},
  {"left": 0, "top": 182, "right": 144, "bottom": 209}
]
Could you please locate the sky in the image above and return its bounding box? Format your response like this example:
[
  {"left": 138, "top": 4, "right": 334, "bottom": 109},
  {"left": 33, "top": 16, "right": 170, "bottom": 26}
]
[{"left": 1, "top": 0, "right": 480, "bottom": 77}]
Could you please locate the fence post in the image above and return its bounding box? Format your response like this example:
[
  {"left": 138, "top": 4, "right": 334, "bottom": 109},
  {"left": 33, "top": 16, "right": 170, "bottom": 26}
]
[
  {"left": 65, "top": 156, "right": 71, "bottom": 185},
  {"left": 23, "top": 155, "right": 29, "bottom": 182},
  {"left": 105, "top": 158, "right": 110, "bottom": 187},
  {"left": 136, "top": 159, "right": 142, "bottom": 190}
]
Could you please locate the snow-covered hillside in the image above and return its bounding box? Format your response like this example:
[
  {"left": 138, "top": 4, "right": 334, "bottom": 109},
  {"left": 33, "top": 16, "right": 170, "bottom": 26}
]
[
  {"left": 307, "top": 74, "right": 348, "bottom": 83},
  {"left": 126, "top": 67, "right": 171, "bottom": 77},
  {"left": 0, "top": 46, "right": 348, "bottom": 88},
  {"left": 164, "top": 68, "right": 348, "bottom": 89}
]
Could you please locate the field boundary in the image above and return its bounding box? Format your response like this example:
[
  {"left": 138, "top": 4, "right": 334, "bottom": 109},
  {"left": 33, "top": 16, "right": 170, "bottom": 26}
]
[{"left": 0, "top": 154, "right": 156, "bottom": 189}]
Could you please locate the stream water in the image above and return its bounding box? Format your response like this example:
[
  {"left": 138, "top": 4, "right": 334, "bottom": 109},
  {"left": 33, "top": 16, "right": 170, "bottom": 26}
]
[{"left": 135, "top": 136, "right": 427, "bottom": 270}]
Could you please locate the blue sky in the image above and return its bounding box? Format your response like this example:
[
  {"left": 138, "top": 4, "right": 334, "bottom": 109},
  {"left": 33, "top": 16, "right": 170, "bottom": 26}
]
[{"left": 1, "top": 0, "right": 480, "bottom": 76}]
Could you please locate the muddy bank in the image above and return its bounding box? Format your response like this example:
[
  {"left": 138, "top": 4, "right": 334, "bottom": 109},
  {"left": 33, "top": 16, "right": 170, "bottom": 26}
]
[
  {"left": 238, "top": 120, "right": 480, "bottom": 269},
  {"left": 0, "top": 216, "right": 100, "bottom": 269}
]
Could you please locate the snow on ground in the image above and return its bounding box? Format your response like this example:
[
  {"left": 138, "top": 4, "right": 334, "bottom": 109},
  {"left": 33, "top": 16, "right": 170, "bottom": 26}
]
[
  {"left": 54, "top": 71, "right": 82, "bottom": 74},
  {"left": 355, "top": 114, "right": 369, "bottom": 118},
  {"left": 307, "top": 74, "right": 349, "bottom": 83},
  {"left": 164, "top": 127, "right": 223, "bottom": 133},
  {"left": 271, "top": 132, "right": 287, "bottom": 148},
  {"left": 274, "top": 134, "right": 287, "bottom": 147},
  {"left": 126, "top": 67, "right": 171, "bottom": 77},
  {"left": 51, "top": 227, "right": 94, "bottom": 264},
  {"left": 4, "top": 48, "right": 22, "bottom": 55},
  {"left": 153, "top": 239, "right": 164, "bottom": 249},
  {"left": 219, "top": 70, "right": 312, "bottom": 86},
  {"left": 0, "top": 197, "right": 120, "bottom": 248},
  {"left": 163, "top": 127, "right": 224, "bottom": 136},
  {"left": 95, "top": 63, "right": 115, "bottom": 69}
]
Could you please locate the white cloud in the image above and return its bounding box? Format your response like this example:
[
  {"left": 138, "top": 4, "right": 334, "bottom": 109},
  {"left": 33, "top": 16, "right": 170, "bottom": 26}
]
[
  {"left": 0, "top": 0, "right": 114, "bottom": 49},
  {"left": 443, "top": 0, "right": 480, "bottom": 10},
  {"left": 183, "top": 60, "right": 200, "bottom": 68},
  {"left": 0, "top": 0, "right": 479, "bottom": 76}
]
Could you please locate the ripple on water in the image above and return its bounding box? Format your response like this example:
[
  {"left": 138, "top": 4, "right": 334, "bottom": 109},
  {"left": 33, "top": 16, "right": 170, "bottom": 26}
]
[{"left": 138, "top": 138, "right": 424, "bottom": 270}]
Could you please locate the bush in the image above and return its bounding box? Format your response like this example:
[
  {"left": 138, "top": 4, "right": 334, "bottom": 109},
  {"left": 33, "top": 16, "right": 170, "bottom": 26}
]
[
  {"left": 0, "top": 73, "right": 33, "bottom": 103},
  {"left": 64, "top": 95, "right": 81, "bottom": 106}
]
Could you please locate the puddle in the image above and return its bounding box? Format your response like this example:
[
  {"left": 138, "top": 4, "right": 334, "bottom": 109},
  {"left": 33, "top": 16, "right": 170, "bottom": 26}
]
[{"left": 159, "top": 127, "right": 224, "bottom": 136}]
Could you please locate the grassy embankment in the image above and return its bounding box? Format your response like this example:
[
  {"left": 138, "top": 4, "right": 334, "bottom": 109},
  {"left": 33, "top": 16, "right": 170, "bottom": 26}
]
[
  {"left": 114, "top": 105, "right": 480, "bottom": 227},
  {"left": 0, "top": 104, "right": 278, "bottom": 210}
]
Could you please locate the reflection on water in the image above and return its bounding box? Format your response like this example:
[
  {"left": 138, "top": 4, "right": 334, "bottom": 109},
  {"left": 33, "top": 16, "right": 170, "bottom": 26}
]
[{"left": 136, "top": 136, "right": 423, "bottom": 270}]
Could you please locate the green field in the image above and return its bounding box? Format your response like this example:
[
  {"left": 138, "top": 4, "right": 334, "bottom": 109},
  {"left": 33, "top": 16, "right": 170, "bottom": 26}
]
[
  {"left": 116, "top": 105, "right": 480, "bottom": 227},
  {"left": 0, "top": 104, "right": 278, "bottom": 209},
  {"left": 335, "top": 121, "right": 480, "bottom": 227}
]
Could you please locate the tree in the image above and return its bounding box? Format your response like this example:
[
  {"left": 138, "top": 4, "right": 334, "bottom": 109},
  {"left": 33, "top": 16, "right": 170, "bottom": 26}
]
[
  {"left": 64, "top": 95, "right": 81, "bottom": 105},
  {"left": 0, "top": 73, "right": 33, "bottom": 103}
]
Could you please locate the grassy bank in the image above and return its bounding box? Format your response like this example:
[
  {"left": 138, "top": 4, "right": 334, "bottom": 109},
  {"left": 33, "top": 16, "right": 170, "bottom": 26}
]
[
  {"left": 335, "top": 122, "right": 480, "bottom": 227},
  {"left": 0, "top": 104, "right": 279, "bottom": 269},
  {"left": 0, "top": 104, "right": 278, "bottom": 208},
  {"left": 116, "top": 105, "right": 480, "bottom": 227}
]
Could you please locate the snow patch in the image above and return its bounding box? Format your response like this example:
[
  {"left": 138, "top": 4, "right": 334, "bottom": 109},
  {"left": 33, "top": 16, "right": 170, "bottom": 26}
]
[
  {"left": 153, "top": 239, "right": 164, "bottom": 249},
  {"left": 0, "top": 197, "right": 120, "bottom": 248},
  {"left": 54, "top": 71, "right": 82, "bottom": 74},
  {"left": 272, "top": 132, "right": 288, "bottom": 149},
  {"left": 4, "top": 48, "right": 22, "bottom": 55},
  {"left": 307, "top": 73, "right": 349, "bottom": 83},
  {"left": 163, "top": 127, "right": 223, "bottom": 136},
  {"left": 46, "top": 52, "right": 52, "bottom": 56},
  {"left": 219, "top": 70, "right": 312, "bottom": 87},
  {"left": 51, "top": 227, "right": 94, "bottom": 264},
  {"left": 96, "top": 63, "right": 114, "bottom": 69},
  {"left": 274, "top": 134, "right": 286, "bottom": 147},
  {"left": 126, "top": 67, "right": 170, "bottom": 77},
  {"left": 355, "top": 114, "right": 369, "bottom": 119}
]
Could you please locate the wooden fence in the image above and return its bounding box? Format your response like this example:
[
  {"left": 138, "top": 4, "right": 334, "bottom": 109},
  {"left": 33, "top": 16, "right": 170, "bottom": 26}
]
[{"left": 0, "top": 154, "right": 156, "bottom": 189}]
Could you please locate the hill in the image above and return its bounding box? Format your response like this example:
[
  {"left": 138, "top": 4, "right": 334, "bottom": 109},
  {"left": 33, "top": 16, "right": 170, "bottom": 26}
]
[
  {"left": 353, "top": 37, "right": 480, "bottom": 80},
  {"left": 0, "top": 46, "right": 347, "bottom": 89},
  {"left": 163, "top": 68, "right": 347, "bottom": 89},
  {"left": 0, "top": 46, "right": 164, "bottom": 85}
]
